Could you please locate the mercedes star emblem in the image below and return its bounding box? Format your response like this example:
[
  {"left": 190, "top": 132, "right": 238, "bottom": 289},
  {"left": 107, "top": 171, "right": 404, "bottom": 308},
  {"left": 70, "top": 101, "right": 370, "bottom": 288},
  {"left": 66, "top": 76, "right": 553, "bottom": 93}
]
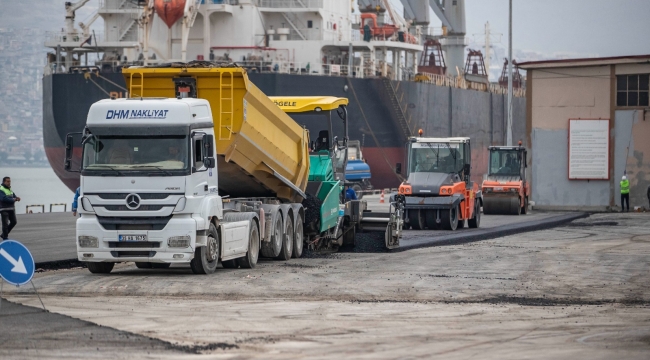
[{"left": 125, "top": 193, "right": 141, "bottom": 210}]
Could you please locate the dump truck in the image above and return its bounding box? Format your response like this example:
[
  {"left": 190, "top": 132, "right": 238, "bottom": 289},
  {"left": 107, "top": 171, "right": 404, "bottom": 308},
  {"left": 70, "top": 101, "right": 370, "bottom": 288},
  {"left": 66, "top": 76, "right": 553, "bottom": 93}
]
[
  {"left": 64, "top": 64, "right": 358, "bottom": 274},
  {"left": 397, "top": 133, "right": 482, "bottom": 231},
  {"left": 481, "top": 143, "right": 529, "bottom": 215}
]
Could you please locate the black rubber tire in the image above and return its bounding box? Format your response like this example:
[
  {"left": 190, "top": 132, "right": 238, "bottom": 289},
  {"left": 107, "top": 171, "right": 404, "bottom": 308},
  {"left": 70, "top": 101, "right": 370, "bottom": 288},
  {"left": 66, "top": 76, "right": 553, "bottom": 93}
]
[
  {"left": 408, "top": 209, "right": 425, "bottom": 230},
  {"left": 457, "top": 218, "right": 466, "bottom": 229},
  {"left": 135, "top": 262, "right": 152, "bottom": 269},
  {"left": 276, "top": 216, "right": 293, "bottom": 261},
  {"left": 151, "top": 263, "right": 171, "bottom": 269},
  {"left": 441, "top": 205, "right": 459, "bottom": 231},
  {"left": 352, "top": 184, "right": 362, "bottom": 195},
  {"left": 522, "top": 197, "right": 528, "bottom": 214},
  {"left": 221, "top": 260, "right": 238, "bottom": 269},
  {"left": 292, "top": 215, "right": 304, "bottom": 258},
  {"left": 238, "top": 219, "right": 260, "bottom": 269},
  {"left": 468, "top": 201, "right": 481, "bottom": 228},
  {"left": 342, "top": 225, "right": 356, "bottom": 247},
  {"left": 87, "top": 262, "right": 114, "bottom": 274},
  {"left": 261, "top": 215, "right": 282, "bottom": 258},
  {"left": 515, "top": 198, "right": 522, "bottom": 215},
  {"left": 190, "top": 224, "right": 220, "bottom": 275},
  {"left": 425, "top": 210, "right": 439, "bottom": 230}
]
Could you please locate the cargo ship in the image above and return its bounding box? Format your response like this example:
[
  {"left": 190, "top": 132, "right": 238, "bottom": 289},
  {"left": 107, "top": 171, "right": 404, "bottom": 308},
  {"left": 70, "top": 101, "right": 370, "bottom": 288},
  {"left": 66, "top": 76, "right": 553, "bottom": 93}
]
[{"left": 43, "top": 0, "right": 526, "bottom": 191}]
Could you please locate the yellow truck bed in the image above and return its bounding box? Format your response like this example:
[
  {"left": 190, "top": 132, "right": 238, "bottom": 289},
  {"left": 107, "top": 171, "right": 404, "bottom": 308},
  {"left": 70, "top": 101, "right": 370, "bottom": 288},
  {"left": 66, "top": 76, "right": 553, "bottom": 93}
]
[{"left": 122, "top": 66, "right": 309, "bottom": 202}]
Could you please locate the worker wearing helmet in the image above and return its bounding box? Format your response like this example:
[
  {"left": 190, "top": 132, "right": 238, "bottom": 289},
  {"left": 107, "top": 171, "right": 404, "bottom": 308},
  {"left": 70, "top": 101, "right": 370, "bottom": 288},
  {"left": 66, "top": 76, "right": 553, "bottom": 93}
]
[{"left": 620, "top": 175, "right": 630, "bottom": 212}]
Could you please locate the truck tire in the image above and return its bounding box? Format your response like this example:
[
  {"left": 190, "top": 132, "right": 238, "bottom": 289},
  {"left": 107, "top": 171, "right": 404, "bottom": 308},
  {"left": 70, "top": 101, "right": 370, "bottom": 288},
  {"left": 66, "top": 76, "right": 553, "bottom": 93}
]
[
  {"left": 276, "top": 216, "right": 293, "bottom": 261},
  {"left": 468, "top": 201, "right": 481, "bottom": 228},
  {"left": 408, "top": 209, "right": 425, "bottom": 230},
  {"left": 261, "top": 213, "right": 282, "bottom": 258},
  {"left": 425, "top": 210, "right": 440, "bottom": 230},
  {"left": 441, "top": 205, "right": 459, "bottom": 231},
  {"left": 292, "top": 214, "right": 304, "bottom": 258},
  {"left": 190, "top": 223, "right": 220, "bottom": 274},
  {"left": 342, "top": 224, "right": 356, "bottom": 247},
  {"left": 239, "top": 219, "right": 260, "bottom": 268},
  {"left": 135, "top": 262, "right": 152, "bottom": 269},
  {"left": 87, "top": 262, "right": 114, "bottom": 274}
]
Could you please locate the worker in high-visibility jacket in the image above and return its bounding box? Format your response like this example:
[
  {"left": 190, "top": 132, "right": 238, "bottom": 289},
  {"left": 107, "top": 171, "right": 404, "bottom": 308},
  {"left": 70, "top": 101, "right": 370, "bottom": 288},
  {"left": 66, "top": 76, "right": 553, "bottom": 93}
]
[
  {"left": 620, "top": 175, "right": 630, "bottom": 212},
  {"left": 0, "top": 176, "right": 21, "bottom": 240}
]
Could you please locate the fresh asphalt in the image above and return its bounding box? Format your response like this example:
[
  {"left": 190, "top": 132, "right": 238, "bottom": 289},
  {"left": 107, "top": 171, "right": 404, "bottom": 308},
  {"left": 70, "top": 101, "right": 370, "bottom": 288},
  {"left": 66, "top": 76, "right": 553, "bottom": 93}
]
[{"left": 9, "top": 202, "right": 586, "bottom": 266}]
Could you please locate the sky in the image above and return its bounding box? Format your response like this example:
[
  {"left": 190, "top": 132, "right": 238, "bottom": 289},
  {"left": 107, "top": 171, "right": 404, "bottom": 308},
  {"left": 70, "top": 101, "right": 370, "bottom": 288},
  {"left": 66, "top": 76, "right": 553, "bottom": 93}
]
[{"left": 389, "top": 0, "right": 650, "bottom": 59}]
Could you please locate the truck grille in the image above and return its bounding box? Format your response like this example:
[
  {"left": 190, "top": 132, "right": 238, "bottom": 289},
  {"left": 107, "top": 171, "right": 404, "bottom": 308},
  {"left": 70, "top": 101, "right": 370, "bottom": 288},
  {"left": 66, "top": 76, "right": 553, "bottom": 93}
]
[
  {"left": 89, "top": 193, "right": 182, "bottom": 200},
  {"left": 110, "top": 251, "right": 156, "bottom": 258},
  {"left": 97, "top": 216, "right": 172, "bottom": 231},
  {"left": 103, "top": 205, "right": 165, "bottom": 211},
  {"left": 108, "top": 242, "right": 160, "bottom": 249}
]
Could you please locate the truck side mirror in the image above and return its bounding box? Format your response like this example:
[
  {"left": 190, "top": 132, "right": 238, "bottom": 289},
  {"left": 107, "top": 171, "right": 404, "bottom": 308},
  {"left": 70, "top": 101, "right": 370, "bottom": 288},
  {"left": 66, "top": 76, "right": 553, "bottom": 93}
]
[
  {"left": 64, "top": 134, "right": 79, "bottom": 172},
  {"left": 396, "top": 163, "right": 402, "bottom": 175},
  {"left": 202, "top": 134, "right": 216, "bottom": 169}
]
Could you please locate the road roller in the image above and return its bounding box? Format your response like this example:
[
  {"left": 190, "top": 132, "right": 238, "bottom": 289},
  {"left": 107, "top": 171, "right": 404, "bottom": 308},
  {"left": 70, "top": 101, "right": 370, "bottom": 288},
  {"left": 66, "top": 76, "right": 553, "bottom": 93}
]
[
  {"left": 396, "top": 130, "right": 482, "bottom": 231},
  {"left": 481, "top": 142, "right": 530, "bottom": 215}
]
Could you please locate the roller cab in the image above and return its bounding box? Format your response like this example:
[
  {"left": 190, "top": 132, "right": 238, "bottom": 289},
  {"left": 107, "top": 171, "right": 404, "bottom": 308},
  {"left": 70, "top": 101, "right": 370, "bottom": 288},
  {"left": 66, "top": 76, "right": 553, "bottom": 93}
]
[
  {"left": 481, "top": 144, "right": 530, "bottom": 215},
  {"left": 397, "top": 135, "right": 482, "bottom": 231}
]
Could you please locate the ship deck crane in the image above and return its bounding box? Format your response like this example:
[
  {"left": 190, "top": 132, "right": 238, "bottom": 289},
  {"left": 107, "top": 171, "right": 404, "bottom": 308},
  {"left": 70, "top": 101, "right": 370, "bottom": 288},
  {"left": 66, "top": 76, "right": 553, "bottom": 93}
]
[{"left": 65, "top": 0, "right": 91, "bottom": 35}]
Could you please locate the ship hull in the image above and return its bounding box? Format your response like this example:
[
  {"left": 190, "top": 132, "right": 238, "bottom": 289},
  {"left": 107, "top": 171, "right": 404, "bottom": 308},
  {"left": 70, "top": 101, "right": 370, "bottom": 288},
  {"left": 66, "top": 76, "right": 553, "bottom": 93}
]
[{"left": 43, "top": 71, "right": 525, "bottom": 191}]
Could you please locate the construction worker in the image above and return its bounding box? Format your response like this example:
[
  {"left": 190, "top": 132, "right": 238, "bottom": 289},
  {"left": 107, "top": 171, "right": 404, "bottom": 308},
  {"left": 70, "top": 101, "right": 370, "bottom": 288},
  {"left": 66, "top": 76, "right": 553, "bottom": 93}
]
[
  {"left": 1, "top": 176, "right": 21, "bottom": 240},
  {"left": 620, "top": 175, "right": 630, "bottom": 212},
  {"left": 72, "top": 187, "right": 80, "bottom": 217}
]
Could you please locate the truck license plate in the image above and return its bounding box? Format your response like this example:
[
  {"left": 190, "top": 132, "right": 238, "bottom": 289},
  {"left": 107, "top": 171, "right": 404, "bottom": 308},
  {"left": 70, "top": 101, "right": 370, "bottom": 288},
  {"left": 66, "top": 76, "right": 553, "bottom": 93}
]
[{"left": 119, "top": 235, "right": 147, "bottom": 242}]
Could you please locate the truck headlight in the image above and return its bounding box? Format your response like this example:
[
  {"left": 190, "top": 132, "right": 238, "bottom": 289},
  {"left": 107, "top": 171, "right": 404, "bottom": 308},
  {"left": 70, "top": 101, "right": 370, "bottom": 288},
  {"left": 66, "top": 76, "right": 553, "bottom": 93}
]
[
  {"left": 78, "top": 235, "right": 98, "bottom": 248},
  {"left": 168, "top": 235, "right": 190, "bottom": 248}
]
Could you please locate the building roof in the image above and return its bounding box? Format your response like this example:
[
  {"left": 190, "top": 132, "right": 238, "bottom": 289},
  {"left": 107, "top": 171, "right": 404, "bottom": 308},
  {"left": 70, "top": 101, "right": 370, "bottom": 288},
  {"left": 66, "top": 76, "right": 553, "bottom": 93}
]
[{"left": 518, "top": 54, "right": 650, "bottom": 69}]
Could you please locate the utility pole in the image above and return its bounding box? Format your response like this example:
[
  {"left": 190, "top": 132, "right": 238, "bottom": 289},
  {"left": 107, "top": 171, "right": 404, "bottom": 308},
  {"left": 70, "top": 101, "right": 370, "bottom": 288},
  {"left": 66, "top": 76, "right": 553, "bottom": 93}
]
[
  {"left": 485, "top": 22, "right": 490, "bottom": 81},
  {"left": 506, "top": 0, "right": 513, "bottom": 146}
]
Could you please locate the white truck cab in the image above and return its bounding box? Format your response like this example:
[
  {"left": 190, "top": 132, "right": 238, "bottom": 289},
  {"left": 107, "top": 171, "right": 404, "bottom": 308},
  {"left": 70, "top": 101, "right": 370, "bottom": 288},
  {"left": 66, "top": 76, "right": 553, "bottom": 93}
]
[{"left": 66, "top": 98, "right": 258, "bottom": 274}]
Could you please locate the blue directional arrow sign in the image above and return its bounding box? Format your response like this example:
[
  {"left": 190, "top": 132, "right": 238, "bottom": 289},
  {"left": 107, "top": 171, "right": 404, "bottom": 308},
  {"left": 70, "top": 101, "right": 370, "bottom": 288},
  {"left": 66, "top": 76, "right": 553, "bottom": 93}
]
[{"left": 0, "top": 240, "right": 35, "bottom": 286}]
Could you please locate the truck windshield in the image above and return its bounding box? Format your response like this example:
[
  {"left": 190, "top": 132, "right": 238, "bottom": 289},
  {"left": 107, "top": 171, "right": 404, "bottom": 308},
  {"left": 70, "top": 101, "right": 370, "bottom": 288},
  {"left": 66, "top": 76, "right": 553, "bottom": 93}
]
[
  {"left": 82, "top": 135, "right": 190, "bottom": 174},
  {"left": 410, "top": 142, "right": 464, "bottom": 174},
  {"left": 489, "top": 150, "right": 521, "bottom": 176}
]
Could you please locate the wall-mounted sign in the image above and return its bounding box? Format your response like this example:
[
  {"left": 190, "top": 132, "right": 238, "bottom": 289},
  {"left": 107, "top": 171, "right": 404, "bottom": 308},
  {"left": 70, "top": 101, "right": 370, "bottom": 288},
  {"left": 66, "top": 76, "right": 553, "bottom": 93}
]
[{"left": 568, "top": 119, "right": 609, "bottom": 180}]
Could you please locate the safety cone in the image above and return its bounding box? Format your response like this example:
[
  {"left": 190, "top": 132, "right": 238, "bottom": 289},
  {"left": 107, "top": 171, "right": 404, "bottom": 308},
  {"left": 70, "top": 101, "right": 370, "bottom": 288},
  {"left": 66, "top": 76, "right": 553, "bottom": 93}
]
[{"left": 379, "top": 192, "right": 385, "bottom": 203}]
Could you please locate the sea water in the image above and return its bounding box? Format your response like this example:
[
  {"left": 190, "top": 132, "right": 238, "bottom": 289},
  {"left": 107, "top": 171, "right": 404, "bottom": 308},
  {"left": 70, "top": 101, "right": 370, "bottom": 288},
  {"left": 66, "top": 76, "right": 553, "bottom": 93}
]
[{"left": 0, "top": 167, "right": 74, "bottom": 214}]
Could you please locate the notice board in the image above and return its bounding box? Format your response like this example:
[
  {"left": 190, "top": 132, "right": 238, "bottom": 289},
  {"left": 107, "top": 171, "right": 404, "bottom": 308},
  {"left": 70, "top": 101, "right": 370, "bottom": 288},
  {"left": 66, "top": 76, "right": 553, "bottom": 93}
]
[{"left": 568, "top": 119, "right": 609, "bottom": 180}]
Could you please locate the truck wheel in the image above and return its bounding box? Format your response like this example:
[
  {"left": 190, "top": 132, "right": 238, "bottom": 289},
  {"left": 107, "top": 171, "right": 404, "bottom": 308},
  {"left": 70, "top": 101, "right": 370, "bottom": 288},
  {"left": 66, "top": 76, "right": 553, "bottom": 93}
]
[
  {"left": 425, "top": 210, "right": 440, "bottom": 230},
  {"left": 441, "top": 205, "right": 459, "bottom": 231},
  {"left": 239, "top": 219, "right": 260, "bottom": 268},
  {"left": 135, "top": 262, "right": 152, "bottom": 269},
  {"left": 292, "top": 215, "right": 304, "bottom": 258},
  {"left": 468, "top": 201, "right": 481, "bottom": 228},
  {"left": 190, "top": 224, "right": 220, "bottom": 274},
  {"left": 342, "top": 225, "right": 356, "bottom": 247},
  {"left": 276, "top": 216, "right": 293, "bottom": 261},
  {"left": 521, "top": 197, "right": 528, "bottom": 214},
  {"left": 87, "top": 262, "right": 114, "bottom": 274},
  {"left": 408, "top": 209, "right": 425, "bottom": 230},
  {"left": 261, "top": 215, "right": 282, "bottom": 258}
]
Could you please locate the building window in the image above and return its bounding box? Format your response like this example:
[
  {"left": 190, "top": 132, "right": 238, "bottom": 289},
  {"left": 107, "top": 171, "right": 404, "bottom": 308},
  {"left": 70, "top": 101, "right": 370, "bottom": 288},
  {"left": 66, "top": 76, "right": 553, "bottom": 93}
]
[
  {"left": 307, "top": 20, "right": 313, "bottom": 28},
  {"left": 617, "top": 74, "right": 649, "bottom": 107}
]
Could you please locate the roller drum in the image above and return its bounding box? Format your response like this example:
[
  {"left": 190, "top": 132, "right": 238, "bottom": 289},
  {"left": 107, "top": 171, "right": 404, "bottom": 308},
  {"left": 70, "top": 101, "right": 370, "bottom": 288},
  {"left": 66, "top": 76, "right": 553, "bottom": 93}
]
[{"left": 483, "top": 196, "right": 521, "bottom": 215}]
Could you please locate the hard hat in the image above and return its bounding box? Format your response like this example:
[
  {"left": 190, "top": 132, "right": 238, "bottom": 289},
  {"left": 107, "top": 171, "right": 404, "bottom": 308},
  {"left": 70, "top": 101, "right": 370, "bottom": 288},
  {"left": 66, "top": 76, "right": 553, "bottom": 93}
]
[{"left": 622, "top": 175, "right": 627, "bottom": 180}]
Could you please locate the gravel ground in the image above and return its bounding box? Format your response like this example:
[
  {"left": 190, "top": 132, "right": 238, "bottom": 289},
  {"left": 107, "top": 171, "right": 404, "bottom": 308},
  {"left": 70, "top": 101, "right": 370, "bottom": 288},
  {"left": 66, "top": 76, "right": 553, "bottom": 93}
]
[{"left": 3, "top": 212, "right": 649, "bottom": 359}]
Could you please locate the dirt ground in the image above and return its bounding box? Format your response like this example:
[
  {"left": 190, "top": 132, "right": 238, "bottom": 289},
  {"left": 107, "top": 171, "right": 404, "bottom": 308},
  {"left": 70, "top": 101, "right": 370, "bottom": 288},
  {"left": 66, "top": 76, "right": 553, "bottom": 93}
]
[{"left": 3, "top": 212, "right": 650, "bottom": 359}]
